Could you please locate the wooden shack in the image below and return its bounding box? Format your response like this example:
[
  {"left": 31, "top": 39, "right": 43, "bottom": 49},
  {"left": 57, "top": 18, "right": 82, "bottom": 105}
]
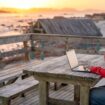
[
  {"left": 29, "top": 18, "right": 102, "bottom": 36},
  {"left": 28, "top": 18, "right": 102, "bottom": 57},
  {"left": 85, "top": 13, "right": 105, "bottom": 21}
]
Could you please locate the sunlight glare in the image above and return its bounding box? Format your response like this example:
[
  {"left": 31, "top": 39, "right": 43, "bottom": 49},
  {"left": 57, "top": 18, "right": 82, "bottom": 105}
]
[
  {"left": 1, "top": 0, "right": 105, "bottom": 10},
  {"left": 4, "top": 0, "right": 50, "bottom": 9}
]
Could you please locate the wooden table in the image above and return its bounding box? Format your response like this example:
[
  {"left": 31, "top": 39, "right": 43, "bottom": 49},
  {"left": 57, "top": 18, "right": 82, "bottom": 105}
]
[{"left": 24, "top": 54, "right": 104, "bottom": 105}]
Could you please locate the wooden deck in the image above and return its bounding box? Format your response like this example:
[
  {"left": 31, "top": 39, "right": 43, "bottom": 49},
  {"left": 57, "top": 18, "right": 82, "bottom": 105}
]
[
  {"left": 0, "top": 33, "right": 105, "bottom": 105},
  {"left": 10, "top": 84, "right": 74, "bottom": 105},
  {"left": 1, "top": 57, "right": 74, "bottom": 105},
  {"left": 24, "top": 54, "right": 104, "bottom": 105},
  {"left": 0, "top": 54, "right": 104, "bottom": 105}
]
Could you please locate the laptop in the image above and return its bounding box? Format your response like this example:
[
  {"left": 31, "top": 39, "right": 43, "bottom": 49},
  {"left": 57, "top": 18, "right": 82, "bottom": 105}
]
[{"left": 66, "top": 49, "right": 90, "bottom": 72}]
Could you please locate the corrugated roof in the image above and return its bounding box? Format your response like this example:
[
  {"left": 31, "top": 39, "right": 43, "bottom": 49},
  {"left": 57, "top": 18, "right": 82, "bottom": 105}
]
[{"left": 36, "top": 18, "right": 102, "bottom": 36}]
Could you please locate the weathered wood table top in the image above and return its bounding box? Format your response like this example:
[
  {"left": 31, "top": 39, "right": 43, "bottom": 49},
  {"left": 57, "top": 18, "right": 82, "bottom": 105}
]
[
  {"left": 24, "top": 54, "right": 104, "bottom": 84},
  {"left": 24, "top": 54, "right": 105, "bottom": 105}
]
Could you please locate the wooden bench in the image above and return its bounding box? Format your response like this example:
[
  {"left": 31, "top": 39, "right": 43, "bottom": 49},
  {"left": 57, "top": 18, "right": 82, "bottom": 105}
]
[
  {"left": 0, "top": 57, "right": 55, "bottom": 87},
  {"left": 0, "top": 76, "right": 39, "bottom": 105},
  {"left": 0, "top": 60, "right": 42, "bottom": 87}
]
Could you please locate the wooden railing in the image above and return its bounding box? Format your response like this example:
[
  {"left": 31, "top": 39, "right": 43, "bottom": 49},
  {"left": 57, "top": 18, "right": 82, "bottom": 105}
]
[
  {"left": 0, "top": 33, "right": 105, "bottom": 62},
  {"left": 31, "top": 33, "right": 105, "bottom": 56},
  {"left": 0, "top": 35, "right": 30, "bottom": 45},
  {"left": 0, "top": 34, "right": 31, "bottom": 61}
]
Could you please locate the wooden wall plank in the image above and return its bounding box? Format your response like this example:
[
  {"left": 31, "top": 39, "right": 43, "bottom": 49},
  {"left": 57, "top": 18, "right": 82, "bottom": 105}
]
[
  {"left": 0, "top": 48, "right": 31, "bottom": 58},
  {"left": 31, "top": 33, "right": 105, "bottom": 54},
  {"left": 0, "top": 33, "right": 105, "bottom": 59},
  {"left": 0, "top": 35, "right": 30, "bottom": 45},
  {"left": 31, "top": 33, "right": 105, "bottom": 45}
]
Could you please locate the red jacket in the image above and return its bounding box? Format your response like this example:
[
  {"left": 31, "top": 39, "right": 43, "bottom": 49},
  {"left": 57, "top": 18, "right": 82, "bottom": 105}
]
[{"left": 90, "top": 66, "right": 105, "bottom": 77}]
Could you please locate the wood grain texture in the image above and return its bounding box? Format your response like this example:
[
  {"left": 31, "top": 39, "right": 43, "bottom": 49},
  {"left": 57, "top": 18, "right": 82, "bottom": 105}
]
[
  {"left": 39, "top": 81, "right": 49, "bottom": 105},
  {"left": 0, "top": 77, "right": 38, "bottom": 105},
  {"left": 24, "top": 54, "right": 103, "bottom": 105},
  {"left": 33, "top": 19, "right": 102, "bottom": 36},
  {"left": 0, "top": 59, "right": 44, "bottom": 85},
  {"left": 31, "top": 33, "right": 105, "bottom": 54},
  {"left": 0, "top": 48, "right": 31, "bottom": 58},
  {"left": 25, "top": 54, "right": 102, "bottom": 83},
  {"left": 80, "top": 86, "right": 90, "bottom": 105},
  {"left": 0, "top": 35, "right": 30, "bottom": 45},
  {"left": 0, "top": 33, "right": 105, "bottom": 61}
]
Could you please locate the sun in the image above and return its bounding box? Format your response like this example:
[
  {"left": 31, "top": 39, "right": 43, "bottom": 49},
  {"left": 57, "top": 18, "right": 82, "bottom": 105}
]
[
  {"left": 14, "top": 5, "right": 32, "bottom": 9},
  {"left": 14, "top": 4, "right": 33, "bottom": 9},
  {"left": 4, "top": 0, "right": 50, "bottom": 9}
]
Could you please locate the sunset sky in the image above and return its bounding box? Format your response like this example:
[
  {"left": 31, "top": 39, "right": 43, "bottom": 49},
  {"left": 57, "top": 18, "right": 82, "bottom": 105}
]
[{"left": 0, "top": 0, "right": 105, "bottom": 10}]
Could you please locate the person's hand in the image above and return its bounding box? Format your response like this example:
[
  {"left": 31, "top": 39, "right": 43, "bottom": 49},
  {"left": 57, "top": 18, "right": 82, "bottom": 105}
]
[{"left": 84, "top": 66, "right": 91, "bottom": 72}]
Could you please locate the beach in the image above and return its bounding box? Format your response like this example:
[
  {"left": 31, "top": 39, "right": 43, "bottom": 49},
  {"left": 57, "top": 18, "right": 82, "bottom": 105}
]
[
  {"left": 0, "top": 13, "right": 105, "bottom": 36},
  {"left": 0, "top": 13, "right": 105, "bottom": 52}
]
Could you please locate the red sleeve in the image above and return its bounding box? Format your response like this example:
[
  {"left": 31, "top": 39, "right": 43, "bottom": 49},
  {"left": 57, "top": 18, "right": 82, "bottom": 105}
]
[{"left": 90, "top": 66, "right": 105, "bottom": 77}]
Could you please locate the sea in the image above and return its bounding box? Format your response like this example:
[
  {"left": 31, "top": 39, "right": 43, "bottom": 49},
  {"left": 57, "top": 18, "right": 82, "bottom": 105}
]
[
  {"left": 0, "top": 11, "right": 90, "bottom": 36},
  {"left": 0, "top": 12, "right": 104, "bottom": 52}
]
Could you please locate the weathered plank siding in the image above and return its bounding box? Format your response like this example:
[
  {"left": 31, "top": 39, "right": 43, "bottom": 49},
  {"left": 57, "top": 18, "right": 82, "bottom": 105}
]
[
  {"left": 0, "top": 34, "right": 31, "bottom": 61},
  {"left": 0, "top": 33, "right": 105, "bottom": 60},
  {"left": 24, "top": 54, "right": 102, "bottom": 105},
  {"left": 0, "top": 48, "right": 31, "bottom": 58},
  {"left": 10, "top": 84, "right": 74, "bottom": 105},
  {"left": 31, "top": 33, "right": 105, "bottom": 56},
  {"left": 32, "top": 18, "right": 102, "bottom": 36},
  {"left": 0, "top": 35, "right": 30, "bottom": 45}
]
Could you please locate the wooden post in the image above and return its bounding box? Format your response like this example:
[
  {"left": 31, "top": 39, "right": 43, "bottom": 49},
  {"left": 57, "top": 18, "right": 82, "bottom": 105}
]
[
  {"left": 39, "top": 81, "right": 49, "bottom": 105},
  {"left": 74, "top": 85, "right": 80, "bottom": 105},
  {"left": 0, "top": 52, "right": 4, "bottom": 69},
  {"left": 30, "top": 36, "right": 35, "bottom": 59},
  {"left": 30, "top": 38, "right": 34, "bottom": 51},
  {"left": 0, "top": 97, "right": 10, "bottom": 105},
  {"left": 80, "top": 86, "right": 90, "bottom": 105},
  {"left": 65, "top": 37, "right": 69, "bottom": 52},
  {"left": 0, "top": 82, "right": 5, "bottom": 88},
  {"left": 23, "top": 41, "right": 30, "bottom": 61}
]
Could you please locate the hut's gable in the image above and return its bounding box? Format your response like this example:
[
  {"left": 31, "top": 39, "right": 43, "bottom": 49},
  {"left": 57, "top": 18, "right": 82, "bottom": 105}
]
[{"left": 35, "top": 18, "right": 102, "bottom": 36}]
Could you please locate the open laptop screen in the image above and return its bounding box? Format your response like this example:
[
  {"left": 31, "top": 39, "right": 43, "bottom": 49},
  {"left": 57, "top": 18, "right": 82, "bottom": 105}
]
[
  {"left": 66, "top": 49, "right": 79, "bottom": 69},
  {"left": 66, "top": 49, "right": 90, "bottom": 72}
]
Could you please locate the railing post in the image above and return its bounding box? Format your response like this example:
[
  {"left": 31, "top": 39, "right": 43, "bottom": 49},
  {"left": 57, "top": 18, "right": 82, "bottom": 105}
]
[
  {"left": 0, "top": 51, "right": 5, "bottom": 69},
  {"left": 23, "top": 41, "right": 30, "bottom": 61},
  {"left": 30, "top": 35, "right": 35, "bottom": 59},
  {"left": 30, "top": 39, "right": 35, "bottom": 51},
  {"left": 65, "top": 37, "right": 69, "bottom": 52}
]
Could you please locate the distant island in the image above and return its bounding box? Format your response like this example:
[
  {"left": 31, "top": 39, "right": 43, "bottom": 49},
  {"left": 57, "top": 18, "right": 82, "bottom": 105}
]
[
  {"left": 85, "top": 13, "right": 105, "bottom": 21},
  {"left": 0, "top": 7, "right": 79, "bottom": 14},
  {"left": 0, "top": 8, "right": 22, "bottom": 13},
  {"left": 0, "top": 7, "right": 105, "bottom": 14}
]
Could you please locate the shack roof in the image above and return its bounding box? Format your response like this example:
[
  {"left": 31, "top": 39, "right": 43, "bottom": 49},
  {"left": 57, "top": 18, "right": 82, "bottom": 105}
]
[{"left": 35, "top": 18, "right": 102, "bottom": 36}]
